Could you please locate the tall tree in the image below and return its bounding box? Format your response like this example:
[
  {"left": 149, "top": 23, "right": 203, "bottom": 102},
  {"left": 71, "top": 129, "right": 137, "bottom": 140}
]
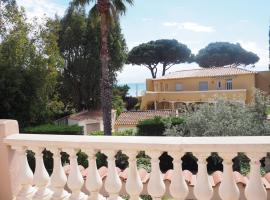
[
  {"left": 127, "top": 39, "right": 192, "bottom": 78},
  {"left": 0, "top": 2, "right": 63, "bottom": 126},
  {"left": 195, "top": 42, "right": 259, "bottom": 68},
  {"left": 57, "top": 4, "right": 127, "bottom": 112},
  {"left": 73, "top": 0, "right": 133, "bottom": 135}
]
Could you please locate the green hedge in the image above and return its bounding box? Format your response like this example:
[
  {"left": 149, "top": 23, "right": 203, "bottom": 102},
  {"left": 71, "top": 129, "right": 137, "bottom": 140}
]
[
  {"left": 136, "top": 116, "right": 185, "bottom": 136},
  {"left": 22, "top": 124, "right": 83, "bottom": 135},
  {"left": 89, "top": 129, "right": 135, "bottom": 136}
]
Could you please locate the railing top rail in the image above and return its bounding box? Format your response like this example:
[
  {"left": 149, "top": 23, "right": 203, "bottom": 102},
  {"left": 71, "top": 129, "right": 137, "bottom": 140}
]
[
  {"left": 4, "top": 134, "right": 270, "bottom": 153},
  {"left": 146, "top": 89, "right": 247, "bottom": 94}
]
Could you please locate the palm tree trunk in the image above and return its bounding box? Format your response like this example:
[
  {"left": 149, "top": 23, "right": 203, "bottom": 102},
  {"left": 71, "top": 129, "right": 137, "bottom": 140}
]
[{"left": 98, "top": 0, "right": 112, "bottom": 135}]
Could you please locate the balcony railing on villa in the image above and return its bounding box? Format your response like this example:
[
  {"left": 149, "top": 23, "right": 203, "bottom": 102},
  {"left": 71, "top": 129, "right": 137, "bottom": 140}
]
[
  {"left": 145, "top": 89, "right": 247, "bottom": 103},
  {"left": 1, "top": 119, "right": 270, "bottom": 200}
]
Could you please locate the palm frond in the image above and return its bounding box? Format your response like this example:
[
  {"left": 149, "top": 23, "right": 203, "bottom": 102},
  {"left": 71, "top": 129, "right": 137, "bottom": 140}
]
[
  {"left": 124, "top": 0, "right": 134, "bottom": 6},
  {"left": 112, "top": 0, "right": 127, "bottom": 15},
  {"left": 73, "top": 0, "right": 93, "bottom": 6}
]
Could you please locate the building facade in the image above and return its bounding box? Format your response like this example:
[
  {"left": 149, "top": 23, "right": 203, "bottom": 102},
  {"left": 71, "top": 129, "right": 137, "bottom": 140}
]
[{"left": 141, "top": 67, "right": 270, "bottom": 110}]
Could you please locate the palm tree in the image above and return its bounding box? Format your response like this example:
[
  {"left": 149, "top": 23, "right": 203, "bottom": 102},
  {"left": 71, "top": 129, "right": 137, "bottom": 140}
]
[{"left": 74, "top": 0, "right": 133, "bottom": 135}]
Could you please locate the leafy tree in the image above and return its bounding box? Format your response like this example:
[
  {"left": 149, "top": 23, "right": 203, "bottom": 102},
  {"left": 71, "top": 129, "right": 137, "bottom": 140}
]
[
  {"left": 113, "top": 84, "right": 130, "bottom": 99},
  {"left": 195, "top": 42, "right": 259, "bottom": 68},
  {"left": 112, "top": 95, "right": 124, "bottom": 116},
  {"left": 0, "top": 2, "right": 63, "bottom": 126},
  {"left": 164, "top": 90, "right": 270, "bottom": 137},
  {"left": 73, "top": 0, "right": 133, "bottom": 135},
  {"left": 127, "top": 39, "right": 192, "bottom": 78},
  {"left": 57, "top": 5, "right": 127, "bottom": 113}
]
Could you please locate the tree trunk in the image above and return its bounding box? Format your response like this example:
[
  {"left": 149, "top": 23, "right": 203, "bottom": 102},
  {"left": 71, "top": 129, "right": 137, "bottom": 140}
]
[
  {"left": 162, "top": 64, "right": 166, "bottom": 76},
  {"left": 98, "top": 0, "right": 112, "bottom": 135}
]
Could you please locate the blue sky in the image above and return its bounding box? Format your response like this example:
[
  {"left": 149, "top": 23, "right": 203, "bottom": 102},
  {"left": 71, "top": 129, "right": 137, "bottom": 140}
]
[{"left": 18, "top": 0, "right": 270, "bottom": 84}]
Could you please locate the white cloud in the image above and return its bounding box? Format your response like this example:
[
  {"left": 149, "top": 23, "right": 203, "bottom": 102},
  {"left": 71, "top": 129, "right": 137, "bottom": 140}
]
[
  {"left": 17, "top": 0, "right": 65, "bottom": 21},
  {"left": 163, "top": 21, "right": 215, "bottom": 33}
]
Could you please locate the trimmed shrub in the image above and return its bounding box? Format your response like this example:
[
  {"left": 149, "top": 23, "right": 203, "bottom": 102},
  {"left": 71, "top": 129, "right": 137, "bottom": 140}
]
[
  {"left": 137, "top": 116, "right": 185, "bottom": 136},
  {"left": 137, "top": 116, "right": 165, "bottom": 136},
  {"left": 89, "top": 129, "right": 135, "bottom": 136},
  {"left": 22, "top": 124, "right": 83, "bottom": 135}
]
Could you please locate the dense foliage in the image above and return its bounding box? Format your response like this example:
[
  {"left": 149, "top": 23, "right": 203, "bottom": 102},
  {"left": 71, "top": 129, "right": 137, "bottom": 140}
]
[
  {"left": 0, "top": 2, "right": 64, "bottom": 127},
  {"left": 23, "top": 124, "right": 83, "bottom": 135},
  {"left": 137, "top": 116, "right": 185, "bottom": 136},
  {"left": 58, "top": 5, "right": 127, "bottom": 111},
  {"left": 128, "top": 39, "right": 192, "bottom": 78},
  {"left": 195, "top": 42, "right": 259, "bottom": 68},
  {"left": 165, "top": 91, "right": 270, "bottom": 137},
  {"left": 0, "top": 2, "right": 128, "bottom": 127}
]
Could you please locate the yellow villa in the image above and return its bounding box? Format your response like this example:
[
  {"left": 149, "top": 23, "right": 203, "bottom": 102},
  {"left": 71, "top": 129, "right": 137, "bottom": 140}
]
[{"left": 140, "top": 67, "right": 270, "bottom": 110}]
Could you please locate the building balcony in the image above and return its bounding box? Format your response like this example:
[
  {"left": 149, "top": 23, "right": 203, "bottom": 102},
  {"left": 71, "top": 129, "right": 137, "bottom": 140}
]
[
  {"left": 1, "top": 119, "right": 270, "bottom": 200},
  {"left": 141, "top": 89, "right": 247, "bottom": 110}
]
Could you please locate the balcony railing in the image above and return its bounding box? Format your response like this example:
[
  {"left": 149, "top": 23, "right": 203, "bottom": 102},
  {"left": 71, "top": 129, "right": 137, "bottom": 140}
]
[
  {"left": 144, "top": 89, "right": 247, "bottom": 102},
  {"left": 140, "top": 89, "right": 247, "bottom": 109},
  {"left": 1, "top": 120, "right": 270, "bottom": 200}
]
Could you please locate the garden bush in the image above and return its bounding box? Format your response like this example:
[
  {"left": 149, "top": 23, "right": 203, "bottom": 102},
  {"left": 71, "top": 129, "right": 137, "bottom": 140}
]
[
  {"left": 23, "top": 124, "right": 83, "bottom": 135},
  {"left": 137, "top": 116, "right": 185, "bottom": 136}
]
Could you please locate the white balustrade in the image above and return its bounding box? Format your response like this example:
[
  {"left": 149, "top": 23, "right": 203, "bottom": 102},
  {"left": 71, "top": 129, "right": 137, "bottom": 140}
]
[
  {"left": 245, "top": 153, "right": 267, "bottom": 200},
  {"left": 64, "top": 148, "right": 87, "bottom": 200},
  {"left": 13, "top": 146, "right": 36, "bottom": 200},
  {"left": 49, "top": 148, "right": 70, "bottom": 200},
  {"left": 124, "top": 150, "right": 143, "bottom": 200},
  {"left": 169, "top": 151, "right": 188, "bottom": 200},
  {"left": 219, "top": 152, "right": 239, "bottom": 200},
  {"left": 84, "top": 149, "right": 104, "bottom": 200},
  {"left": 147, "top": 151, "right": 166, "bottom": 200},
  {"left": 3, "top": 133, "right": 270, "bottom": 200},
  {"left": 193, "top": 153, "right": 213, "bottom": 200},
  {"left": 32, "top": 147, "right": 52, "bottom": 200},
  {"left": 103, "top": 150, "right": 122, "bottom": 200}
]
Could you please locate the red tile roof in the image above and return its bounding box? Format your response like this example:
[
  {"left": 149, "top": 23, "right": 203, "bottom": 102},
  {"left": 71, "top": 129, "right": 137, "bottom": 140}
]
[
  {"left": 115, "top": 110, "right": 176, "bottom": 126},
  {"left": 155, "top": 67, "right": 256, "bottom": 80},
  {"left": 69, "top": 110, "right": 103, "bottom": 121}
]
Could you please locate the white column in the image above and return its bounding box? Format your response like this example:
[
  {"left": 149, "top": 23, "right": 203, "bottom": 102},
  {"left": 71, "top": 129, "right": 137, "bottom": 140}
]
[
  {"left": 14, "top": 146, "right": 36, "bottom": 200},
  {"left": 124, "top": 150, "right": 143, "bottom": 200},
  {"left": 218, "top": 152, "right": 239, "bottom": 200},
  {"left": 84, "top": 149, "right": 105, "bottom": 200},
  {"left": 64, "top": 148, "right": 87, "bottom": 200},
  {"left": 0, "top": 119, "right": 19, "bottom": 200},
  {"left": 169, "top": 152, "right": 188, "bottom": 200},
  {"left": 245, "top": 153, "right": 267, "bottom": 200},
  {"left": 49, "top": 148, "right": 70, "bottom": 200},
  {"left": 32, "top": 147, "right": 52, "bottom": 200},
  {"left": 147, "top": 151, "right": 165, "bottom": 200},
  {"left": 103, "top": 150, "right": 122, "bottom": 200},
  {"left": 193, "top": 153, "right": 213, "bottom": 200}
]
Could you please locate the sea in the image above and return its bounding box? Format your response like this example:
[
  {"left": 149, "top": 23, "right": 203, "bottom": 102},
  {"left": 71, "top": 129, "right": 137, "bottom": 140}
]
[{"left": 121, "top": 83, "right": 146, "bottom": 97}]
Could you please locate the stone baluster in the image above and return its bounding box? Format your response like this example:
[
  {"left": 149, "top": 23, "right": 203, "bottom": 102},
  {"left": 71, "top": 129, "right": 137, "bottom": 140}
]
[
  {"left": 13, "top": 146, "right": 36, "bottom": 200},
  {"left": 64, "top": 149, "right": 87, "bottom": 200},
  {"left": 124, "top": 150, "right": 143, "bottom": 200},
  {"left": 32, "top": 147, "right": 52, "bottom": 200},
  {"left": 49, "top": 148, "right": 70, "bottom": 200},
  {"left": 147, "top": 151, "right": 165, "bottom": 200},
  {"left": 103, "top": 150, "right": 122, "bottom": 200},
  {"left": 84, "top": 149, "right": 104, "bottom": 200},
  {"left": 245, "top": 153, "right": 267, "bottom": 200},
  {"left": 193, "top": 153, "right": 213, "bottom": 200},
  {"left": 218, "top": 152, "right": 239, "bottom": 200},
  {"left": 169, "top": 152, "right": 188, "bottom": 200}
]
